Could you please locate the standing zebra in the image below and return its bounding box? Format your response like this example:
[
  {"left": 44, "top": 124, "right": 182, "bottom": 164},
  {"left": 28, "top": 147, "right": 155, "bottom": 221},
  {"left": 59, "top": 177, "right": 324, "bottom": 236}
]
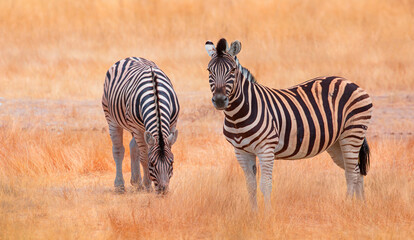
[
  {"left": 205, "top": 39, "right": 372, "bottom": 209},
  {"left": 102, "top": 57, "right": 179, "bottom": 194}
]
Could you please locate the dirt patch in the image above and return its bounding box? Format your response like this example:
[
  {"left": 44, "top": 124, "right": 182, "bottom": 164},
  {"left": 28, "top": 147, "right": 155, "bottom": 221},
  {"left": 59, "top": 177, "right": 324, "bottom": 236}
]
[
  {"left": 369, "top": 93, "right": 414, "bottom": 138},
  {"left": 0, "top": 93, "right": 413, "bottom": 138}
]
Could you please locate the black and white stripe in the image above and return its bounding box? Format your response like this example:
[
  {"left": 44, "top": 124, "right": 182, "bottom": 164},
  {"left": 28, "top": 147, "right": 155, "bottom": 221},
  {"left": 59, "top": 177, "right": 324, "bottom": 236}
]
[
  {"left": 102, "top": 57, "right": 179, "bottom": 193},
  {"left": 205, "top": 39, "right": 372, "bottom": 209}
]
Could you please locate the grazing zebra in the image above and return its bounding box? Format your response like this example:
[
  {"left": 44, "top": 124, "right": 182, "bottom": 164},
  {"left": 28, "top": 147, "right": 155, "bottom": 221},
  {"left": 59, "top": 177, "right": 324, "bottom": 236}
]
[
  {"left": 205, "top": 38, "right": 372, "bottom": 209},
  {"left": 102, "top": 57, "right": 179, "bottom": 194}
]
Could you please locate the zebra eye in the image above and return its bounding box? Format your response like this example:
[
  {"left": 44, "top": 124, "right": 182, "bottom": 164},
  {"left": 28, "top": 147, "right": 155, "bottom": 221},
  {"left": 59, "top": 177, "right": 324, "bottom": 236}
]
[
  {"left": 230, "top": 68, "right": 236, "bottom": 74},
  {"left": 207, "top": 68, "right": 212, "bottom": 74}
]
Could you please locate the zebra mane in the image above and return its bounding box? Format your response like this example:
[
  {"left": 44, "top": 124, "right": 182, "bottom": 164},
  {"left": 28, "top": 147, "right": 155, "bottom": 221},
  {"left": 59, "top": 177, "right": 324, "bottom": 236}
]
[
  {"left": 150, "top": 68, "right": 165, "bottom": 156},
  {"left": 235, "top": 57, "right": 257, "bottom": 83},
  {"left": 216, "top": 38, "right": 228, "bottom": 56}
]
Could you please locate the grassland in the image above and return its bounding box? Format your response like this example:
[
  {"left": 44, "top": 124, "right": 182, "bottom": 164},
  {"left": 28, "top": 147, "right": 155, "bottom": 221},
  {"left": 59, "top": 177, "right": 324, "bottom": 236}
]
[
  {"left": 0, "top": 0, "right": 413, "bottom": 239},
  {"left": 1, "top": 112, "right": 413, "bottom": 239},
  {"left": 1, "top": 0, "right": 413, "bottom": 99}
]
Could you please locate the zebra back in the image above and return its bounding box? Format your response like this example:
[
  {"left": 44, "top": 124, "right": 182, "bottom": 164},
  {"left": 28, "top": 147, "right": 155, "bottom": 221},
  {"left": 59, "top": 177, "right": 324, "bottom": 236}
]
[{"left": 102, "top": 57, "right": 179, "bottom": 144}]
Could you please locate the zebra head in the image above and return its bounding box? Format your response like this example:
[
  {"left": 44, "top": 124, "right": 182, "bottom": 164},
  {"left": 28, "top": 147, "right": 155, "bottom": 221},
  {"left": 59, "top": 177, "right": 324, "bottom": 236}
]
[
  {"left": 144, "top": 128, "right": 178, "bottom": 194},
  {"left": 205, "top": 38, "right": 242, "bottom": 110}
]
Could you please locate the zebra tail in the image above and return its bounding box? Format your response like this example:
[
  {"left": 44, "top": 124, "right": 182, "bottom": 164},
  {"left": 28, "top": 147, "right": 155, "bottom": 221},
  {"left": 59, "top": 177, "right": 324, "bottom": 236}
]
[{"left": 358, "top": 137, "right": 370, "bottom": 176}]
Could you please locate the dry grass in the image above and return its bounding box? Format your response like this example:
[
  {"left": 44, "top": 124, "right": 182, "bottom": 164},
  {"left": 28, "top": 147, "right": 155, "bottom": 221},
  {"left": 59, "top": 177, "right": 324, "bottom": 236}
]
[
  {"left": 1, "top": 0, "right": 414, "bottom": 239},
  {"left": 0, "top": 124, "right": 413, "bottom": 239},
  {"left": 0, "top": 0, "right": 413, "bottom": 99}
]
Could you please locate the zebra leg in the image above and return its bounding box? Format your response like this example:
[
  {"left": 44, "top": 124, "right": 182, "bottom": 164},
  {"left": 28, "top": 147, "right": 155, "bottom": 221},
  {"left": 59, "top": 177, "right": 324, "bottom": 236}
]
[
  {"left": 129, "top": 137, "right": 143, "bottom": 191},
  {"left": 328, "top": 141, "right": 366, "bottom": 199},
  {"left": 235, "top": 149, "right": 258, "bottom": 210},
  {"left": 109, "top": 124, "right": 125, "bottom": 192},
  {"left": 326, "top": 141, "right": 345, "bottom": 170},
  {"left": 134, "top": 133, "right": 152, "bottom": 191},
  {"left": 140, "top": 153, "right": 152, "bottom": 192},
  {"left": 339, "top": 138, "right": 365, "bottom": 200},
  {"left": 257, "top": 151, "right": 275, "bottom": 211},
  {"left": 355, "top": 175, "right": 364, "bottom": 200}
]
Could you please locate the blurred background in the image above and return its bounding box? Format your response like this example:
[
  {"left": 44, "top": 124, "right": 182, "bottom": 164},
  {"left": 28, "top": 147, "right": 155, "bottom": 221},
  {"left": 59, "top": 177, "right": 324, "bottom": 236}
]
[
  {"left": 1, "top": 0, "right": 413, "bottom": 99},
  {"left": 1, "top": 1, "right": 413, "bottom": 239}
]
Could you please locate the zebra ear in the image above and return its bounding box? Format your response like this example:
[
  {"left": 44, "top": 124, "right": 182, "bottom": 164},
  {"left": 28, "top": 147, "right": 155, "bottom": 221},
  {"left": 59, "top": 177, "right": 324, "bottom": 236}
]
[
  {"left": 228, "top": 40, "right": 241, "bottom": 56},
  {"left": 205, "top": 41, "right": 216, "bottom": 57},
  {"left": 144, "top": 131, "right": 156, "bottom": 146},
  {"left": 167, "top": 129, "right": 178, "bottom": 146}
]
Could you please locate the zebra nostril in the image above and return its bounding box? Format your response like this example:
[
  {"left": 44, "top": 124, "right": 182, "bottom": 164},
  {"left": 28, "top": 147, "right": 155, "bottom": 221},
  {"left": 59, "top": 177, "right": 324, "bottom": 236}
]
[
  {"left": 157, "top": 185, "right": 168, "bottom": 194},
  {"left": 212, "top": 97, "right": 216, "bottom": 103}
]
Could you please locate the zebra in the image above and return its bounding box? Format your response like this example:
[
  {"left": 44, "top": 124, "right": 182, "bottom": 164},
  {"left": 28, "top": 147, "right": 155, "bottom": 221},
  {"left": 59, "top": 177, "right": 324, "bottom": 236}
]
[
  {"left": 205, "top": 38, "right": 372, "bottom": 210},
  {"left": 102, "top": 57, "right": 179, "bottom": 194}
]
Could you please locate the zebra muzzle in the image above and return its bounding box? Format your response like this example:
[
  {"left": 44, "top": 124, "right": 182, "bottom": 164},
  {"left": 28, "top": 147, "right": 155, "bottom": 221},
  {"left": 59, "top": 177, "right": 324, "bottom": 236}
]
[
  {"left": 212, "top": 94, "right": 229, "bottom": 110},
  {"left": 156, "top": 184, "right": 169, "bottom": 195}
]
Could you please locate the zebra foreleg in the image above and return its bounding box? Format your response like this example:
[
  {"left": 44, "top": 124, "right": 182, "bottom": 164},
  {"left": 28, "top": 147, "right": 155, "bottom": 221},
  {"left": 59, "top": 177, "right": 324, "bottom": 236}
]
[
  {"left": 135, "top": 134, "right": 152, "bottom": 192},
  {"left": 257, "top": 151, "right": 275, "bottom": 211},
  {"left": 129, "top": 138, "right": 143, "bottom": 191},
  {"left": 140, "top": 159, "right": 152, "bottom": 191},
  {"left": 235, "top": 149, "right": 258, "bottom": 210},
  {"left": 109, "top": 125, "right": 125, "bottom": 192}
]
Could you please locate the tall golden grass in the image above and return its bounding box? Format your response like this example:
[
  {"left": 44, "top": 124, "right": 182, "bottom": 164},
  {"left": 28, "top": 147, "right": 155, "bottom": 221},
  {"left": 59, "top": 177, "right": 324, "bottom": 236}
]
[
  {"left": 1, "top": 0, "right": 414, "bottom": 239},
  {"left": 1, "top": 124, "right": 413, "bottom": 239},
  {"left": 0, "top": 0, "right": 413, "bottom": 99}
]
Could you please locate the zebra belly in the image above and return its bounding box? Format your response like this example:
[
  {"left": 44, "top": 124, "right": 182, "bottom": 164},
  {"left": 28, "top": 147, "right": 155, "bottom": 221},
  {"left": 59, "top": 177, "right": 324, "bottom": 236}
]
[
  {"left": 273, "top": 132, "right": 339, "bottom": 160},
  {"left": 274, "top": 144, "right": 332, "bottom": 160}
]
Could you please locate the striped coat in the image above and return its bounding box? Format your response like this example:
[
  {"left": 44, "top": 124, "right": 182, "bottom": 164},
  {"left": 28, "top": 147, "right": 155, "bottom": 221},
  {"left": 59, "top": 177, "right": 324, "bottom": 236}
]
[
  {"left": 102, "top": 57, "right": 179, "bottom": 193},
  {"left": 224, "top": 75, "right": 371, "bottom": 159},
  {"left": 205, "top": 39, "right": 372, "bottom": 209}
]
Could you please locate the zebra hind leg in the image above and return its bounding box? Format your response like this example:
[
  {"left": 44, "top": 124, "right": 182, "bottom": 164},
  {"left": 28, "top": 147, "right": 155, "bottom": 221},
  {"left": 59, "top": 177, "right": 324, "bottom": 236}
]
[
  {"left": 129, "top": 137, "right": 143, "bottom": 191},
  {"left": 326, "top": 141, "right": 345, "bottom": 170},
  {"left": 338, "top": 137, "right": 367, "bottom": 200},
  {"left": 356, "top": 138, "right": 370, "bottom": 199},
  {"left": 109, "top": 124, "right": 125, "bottom": 193}
]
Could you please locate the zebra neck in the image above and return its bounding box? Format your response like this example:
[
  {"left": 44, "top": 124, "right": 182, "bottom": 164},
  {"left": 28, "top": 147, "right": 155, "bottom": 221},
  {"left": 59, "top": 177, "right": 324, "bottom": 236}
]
[
  {"left": 235, "top": 57, "right": 257, "bottom": 84},
  {"left": 149, "top": 67, "right": 165, "bottom": 151},
  {"left": 225, "top": 58, "right": 257, "bottom": 118},
  {"left": 224, "top": 71, "right": 256, "bottom": 120}
]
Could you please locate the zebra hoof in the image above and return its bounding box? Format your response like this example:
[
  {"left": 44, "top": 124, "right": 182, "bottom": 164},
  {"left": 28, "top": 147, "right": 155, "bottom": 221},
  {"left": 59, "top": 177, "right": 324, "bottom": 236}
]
[
  {"left": 114, "top": 185, "right": 126, "bottom": 194},
  {"left": 133, "top": 184, "right": 145, "bottom": 192},
  {"left": 145, "top": 186, "right": 153, "bottom": 193}
]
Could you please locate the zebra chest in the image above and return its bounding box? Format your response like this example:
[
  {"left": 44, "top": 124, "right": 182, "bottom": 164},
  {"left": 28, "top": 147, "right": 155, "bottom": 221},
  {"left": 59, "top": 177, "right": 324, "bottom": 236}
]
[
  {"left": 223, "top": 126, "right": 255, "bottom": 151},
  {"left": 224, "top": 130, "right": 243, "bottom": 144},
  {"left": 222, "top": 112, "right": 280, "bottom": 153}
]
